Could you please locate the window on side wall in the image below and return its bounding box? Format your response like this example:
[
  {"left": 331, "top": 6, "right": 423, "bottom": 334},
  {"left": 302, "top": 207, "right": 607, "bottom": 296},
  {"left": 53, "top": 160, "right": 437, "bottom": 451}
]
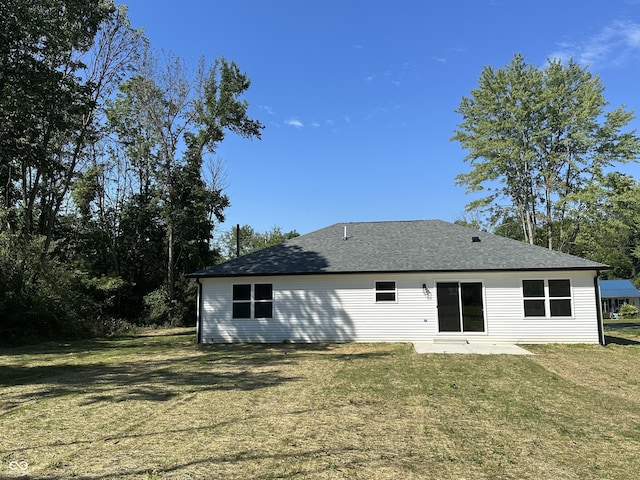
[
  {"left": 375, "top": 281, "right": 396, "bottom": 302},
  {"left": 523, "top": 280, "right": 546, "bottom": 317},
  {"left": 522, "top": 279, "right": 572, "bottom": 318},
  {"left": 548, "top": 279, "right": 572, "bottom": 317},
  {"left": 232, "top": 283, "right": 273, "bottom": 319},
  {"left": 232, "top": 284, "right": 251, "bottom": 318},
  {"left": 254, "top": 283, "right": 273, "bottom": 318}
]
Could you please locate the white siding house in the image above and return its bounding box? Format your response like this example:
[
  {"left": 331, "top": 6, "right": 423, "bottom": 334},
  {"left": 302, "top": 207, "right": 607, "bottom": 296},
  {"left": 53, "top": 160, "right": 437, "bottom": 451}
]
[{"left": 189, "top": 221, "right": 607, "bottom": 345}]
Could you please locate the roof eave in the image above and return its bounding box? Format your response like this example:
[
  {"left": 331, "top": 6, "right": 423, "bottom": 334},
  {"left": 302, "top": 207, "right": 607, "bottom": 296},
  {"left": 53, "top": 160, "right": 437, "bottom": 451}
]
[{"left": 187, "top": 265, "right": 609, "bottom": 279}]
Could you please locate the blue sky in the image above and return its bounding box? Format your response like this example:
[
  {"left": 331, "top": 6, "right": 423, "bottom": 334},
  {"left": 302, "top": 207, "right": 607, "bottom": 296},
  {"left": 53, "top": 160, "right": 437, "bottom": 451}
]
[{"left": 122, "top": 0, "right": 640, "bottom": 236}]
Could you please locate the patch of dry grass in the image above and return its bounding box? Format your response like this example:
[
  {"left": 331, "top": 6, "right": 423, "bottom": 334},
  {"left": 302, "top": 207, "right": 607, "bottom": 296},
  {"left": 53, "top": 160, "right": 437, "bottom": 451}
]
[{"left": 1, "top": 328, "right": 639, "bottom": 479}]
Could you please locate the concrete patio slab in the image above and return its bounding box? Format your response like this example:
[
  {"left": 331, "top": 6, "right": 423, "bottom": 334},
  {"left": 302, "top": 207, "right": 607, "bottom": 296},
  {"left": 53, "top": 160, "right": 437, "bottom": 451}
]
[{"left": 413, "top": 341, "right": 533, "bottom": 355}]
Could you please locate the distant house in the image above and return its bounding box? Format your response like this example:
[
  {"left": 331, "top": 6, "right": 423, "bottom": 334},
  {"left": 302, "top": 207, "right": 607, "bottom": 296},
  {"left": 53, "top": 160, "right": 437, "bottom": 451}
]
[
  {"left": 188, "top": 220, "right": 608, "bottom": 345},
  {"left": 600, "top": 279, "right": 640, "bottom": 314}
]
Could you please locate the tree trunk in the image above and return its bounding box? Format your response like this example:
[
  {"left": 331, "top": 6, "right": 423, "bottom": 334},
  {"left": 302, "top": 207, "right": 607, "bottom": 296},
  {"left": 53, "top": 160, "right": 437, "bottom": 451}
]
[{"left": 167, "top": 222, "right": 175, "bottom": 305}]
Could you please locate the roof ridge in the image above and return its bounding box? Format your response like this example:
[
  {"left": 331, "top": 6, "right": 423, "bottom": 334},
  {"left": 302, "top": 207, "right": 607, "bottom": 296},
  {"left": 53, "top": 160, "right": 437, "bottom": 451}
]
[{"left": 333, "top": 219, "right": 441, "bottom": 226}]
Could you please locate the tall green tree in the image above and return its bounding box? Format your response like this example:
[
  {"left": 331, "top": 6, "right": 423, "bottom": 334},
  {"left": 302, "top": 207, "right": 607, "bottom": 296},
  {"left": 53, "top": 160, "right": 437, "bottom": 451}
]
[
  {"left": 0, "top": 1, "right": 144, "bottom": 338},
  {"left": 452, "top": 54, "right": 640, "bottom": 251},
  {"left": 0, "top": 1, "right": 140, "bottom": 242},
  {"left": 573, "top": 172, "right": 640, "bottom": 280},
  {"left": 104, "top": 50, "right": 264, "bottom": 324}
]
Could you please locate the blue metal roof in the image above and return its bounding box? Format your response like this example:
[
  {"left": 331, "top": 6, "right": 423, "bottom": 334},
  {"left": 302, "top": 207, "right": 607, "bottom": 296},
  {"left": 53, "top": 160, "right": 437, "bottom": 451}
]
[{"left": 600, "top": 279, "right": 640, "bottom": 298}]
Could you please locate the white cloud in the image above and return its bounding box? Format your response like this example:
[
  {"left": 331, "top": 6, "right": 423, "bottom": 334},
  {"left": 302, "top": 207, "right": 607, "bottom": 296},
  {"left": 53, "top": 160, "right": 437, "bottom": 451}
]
[
  {"left": 311, "top": 121, "right": 320, "bottom": 128},
  {"left": 259, "top": 105, "right": 275, "bottom": 115},
  {"left": 285, "top": 118, "right": 304, "bottom": 128},
  {"left": 550, "top": 20, "right": 640, "bottom": 69}
]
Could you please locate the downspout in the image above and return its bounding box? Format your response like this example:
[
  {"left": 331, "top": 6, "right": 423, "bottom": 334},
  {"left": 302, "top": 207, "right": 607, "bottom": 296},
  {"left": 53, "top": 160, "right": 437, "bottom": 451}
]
[
  {"left": 196, "top": 278, "right": 203, "bottom": 344},
  {"left": 594, "top": 271, "right": 605, "bottom": 346}
]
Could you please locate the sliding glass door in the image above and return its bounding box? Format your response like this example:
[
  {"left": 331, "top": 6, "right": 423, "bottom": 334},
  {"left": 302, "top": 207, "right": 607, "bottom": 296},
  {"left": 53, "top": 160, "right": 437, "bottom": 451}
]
[{"left": 436, "top": 282, "right": 485, "bottom": 333}]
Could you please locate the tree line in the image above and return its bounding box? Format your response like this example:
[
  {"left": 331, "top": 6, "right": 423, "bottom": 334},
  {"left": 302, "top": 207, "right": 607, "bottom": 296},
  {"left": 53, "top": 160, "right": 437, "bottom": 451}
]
[{"left": 0, "top": 1, "right": 267, "bottom": 340}]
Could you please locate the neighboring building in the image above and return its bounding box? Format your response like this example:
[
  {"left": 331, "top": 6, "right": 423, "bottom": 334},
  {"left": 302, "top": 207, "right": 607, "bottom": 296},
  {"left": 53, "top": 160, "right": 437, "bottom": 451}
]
[
  {"left": 188, "top": 220, "right": 607, "bottom": 345},
  {"left": 600, "top": 279, "right": 640, "bottom": 314}
]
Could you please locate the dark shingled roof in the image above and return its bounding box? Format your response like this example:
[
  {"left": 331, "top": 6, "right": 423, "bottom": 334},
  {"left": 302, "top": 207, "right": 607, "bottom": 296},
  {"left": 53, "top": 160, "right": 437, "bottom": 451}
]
[{"left": 189, "top": 220, "right": 607, "bottom": 278}]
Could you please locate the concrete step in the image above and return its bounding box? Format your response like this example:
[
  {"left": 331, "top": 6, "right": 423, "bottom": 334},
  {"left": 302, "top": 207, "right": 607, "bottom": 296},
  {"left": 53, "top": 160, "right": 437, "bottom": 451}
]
[{"left": 433, "top": 337, "right": 469, "bottom": 344}]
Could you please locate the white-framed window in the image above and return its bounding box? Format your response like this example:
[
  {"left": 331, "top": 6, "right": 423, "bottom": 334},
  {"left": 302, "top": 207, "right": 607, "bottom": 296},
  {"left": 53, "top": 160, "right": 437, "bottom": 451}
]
[
  {"left": 232, "top": 284, "right": 252, "bottom": 319},
  {"left": 254, "top": 283, "right": 273, "bottom": 318},
  {"left": 375, "top": 281, "right": 396, "bottom": 302},
  {"left": 548, "top": 279, "right": 572, "bottom": 317},
  {"left": 232, "top": 284, "right": 273, "bottom": 319},
  {"left": 522, "top": 279, "right": 572, "bottom": 317}
]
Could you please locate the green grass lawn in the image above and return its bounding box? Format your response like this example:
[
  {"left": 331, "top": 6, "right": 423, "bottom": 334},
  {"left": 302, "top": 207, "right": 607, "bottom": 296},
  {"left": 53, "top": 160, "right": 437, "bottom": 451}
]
[
  {"left": 1, "top": 328, "right": 639, "bottom": 479},
  {"left": 603, "top": 318, "right": 640, "bottom": 338}
]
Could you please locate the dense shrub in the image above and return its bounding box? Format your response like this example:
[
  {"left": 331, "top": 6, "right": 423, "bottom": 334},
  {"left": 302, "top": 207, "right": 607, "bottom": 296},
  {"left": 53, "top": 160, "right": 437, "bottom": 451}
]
[{"left": 618, "top": 303, "right": 639, "bottom": 317}]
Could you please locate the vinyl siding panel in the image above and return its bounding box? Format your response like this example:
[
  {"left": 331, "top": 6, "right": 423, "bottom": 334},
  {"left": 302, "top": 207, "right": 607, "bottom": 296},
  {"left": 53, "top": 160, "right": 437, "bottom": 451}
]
[
  {"left": 480, "top": 271, "right": 600, "bottom": 344},
  {"left": 199, "top": 270, "right": 601, "bottom": 344}
]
